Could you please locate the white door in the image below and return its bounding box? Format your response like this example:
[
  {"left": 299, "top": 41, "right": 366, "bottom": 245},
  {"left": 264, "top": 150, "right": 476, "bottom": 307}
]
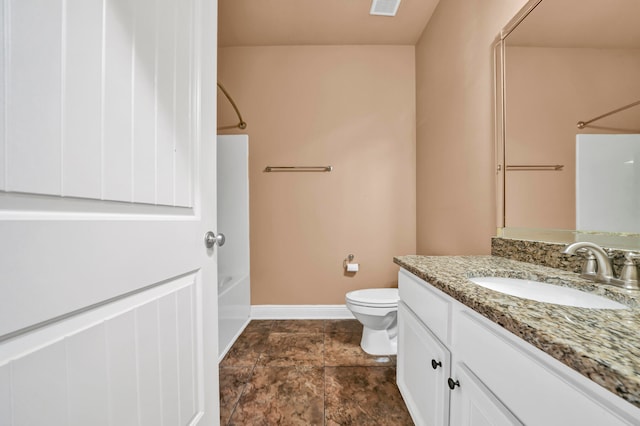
[{"left": 0, "top": 0, "right": 219, "bottom": 424}]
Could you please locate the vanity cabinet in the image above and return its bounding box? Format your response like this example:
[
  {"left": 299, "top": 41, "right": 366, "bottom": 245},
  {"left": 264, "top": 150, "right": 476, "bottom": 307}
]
[
  {"left": 397, "top": 268, "right": 639, "bottom": 426},
  {"left": 398, "top": 302, "right": 518, "bottom": 426}
]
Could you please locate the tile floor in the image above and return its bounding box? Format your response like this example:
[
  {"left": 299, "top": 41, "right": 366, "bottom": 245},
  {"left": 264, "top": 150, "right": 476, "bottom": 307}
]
[{"left": 219, "top": 319, "right": 414, "bottom": 425}]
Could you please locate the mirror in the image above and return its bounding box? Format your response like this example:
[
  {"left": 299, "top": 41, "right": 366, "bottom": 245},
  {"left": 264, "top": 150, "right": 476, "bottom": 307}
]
[{"left": 495, "top": 0, "right": 640, "bottom": 248}]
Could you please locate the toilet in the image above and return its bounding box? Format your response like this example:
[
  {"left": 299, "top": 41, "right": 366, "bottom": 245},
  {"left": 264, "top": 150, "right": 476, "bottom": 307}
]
[{"left": 345, "top": 288, "right": 399, "bottom": 355}]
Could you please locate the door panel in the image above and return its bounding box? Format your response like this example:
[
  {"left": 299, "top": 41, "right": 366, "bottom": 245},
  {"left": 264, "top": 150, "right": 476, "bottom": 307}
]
[
  {"left": 6, "top": 0, "right": 63, "bottom": 196},
  {"left": 0, "top": 275, "right": 204, "bottom": 426},
  {"left": 174, "top": 1, "right": 195, "bottom": 208},
  {"left": 136, "top": 301, "right": 164, "bottom": 426},
  {"left": 0, "top": 0, "right": 4, "bottom": 191},
  {"left": 177, "top": 286, "right": 198, "bottom": 422},
  {"left": 159, "top": 293, "right": 182, "bottom": 426},
  {"left": 66, "top": 325, "right": 109, "bottom": 426},
  {"left": 63, "top": 0, "right": 103, "bottom": 200},
  {"left": 0, "top": 365, "right": 9, "bottom": 422},
  {"left": 4, "top": 0, "right": 195, "bottom": 207},
  {"left": 106, "top": 311, "right": 139, "bottom": 426},
  {"left": 156, "top": 0, "right": 177, "bottom": 207},
  {"left": 103, "top": 0, "right": 134, "bottom": 202},
  {"left": 132, "top": 0, "right": 159, "bottom": 205},
  {"left": 11, "top": 342, "right": 68, "bottom": 425}
]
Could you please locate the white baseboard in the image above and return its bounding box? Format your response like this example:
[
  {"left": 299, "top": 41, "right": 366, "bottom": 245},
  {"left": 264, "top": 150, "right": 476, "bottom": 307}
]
[{"left": 251, "top": 304, "right": 355, "bottom": 320}]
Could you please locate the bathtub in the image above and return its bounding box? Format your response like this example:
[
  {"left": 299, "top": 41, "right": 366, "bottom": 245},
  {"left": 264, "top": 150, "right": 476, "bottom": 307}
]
[
  {"left": 217, "top": 135, "right": 251, "bottom": 361},
  {"left": 218, "top": 273, "right": 250, "bottom": 361}
]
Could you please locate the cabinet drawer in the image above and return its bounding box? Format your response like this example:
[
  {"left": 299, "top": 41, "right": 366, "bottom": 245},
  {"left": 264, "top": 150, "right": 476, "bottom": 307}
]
[{"left": 398, "top": 269, "right": 452, "bottom": 345}]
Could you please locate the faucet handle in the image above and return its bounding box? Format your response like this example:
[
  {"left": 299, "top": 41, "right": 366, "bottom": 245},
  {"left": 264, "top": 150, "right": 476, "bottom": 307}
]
[
  {"left": 624, "top": 251, "right": 640, "bottom": 262},
  {"left": 614, "top": 252, "right": 640, "bottom": 290},
  {"left": 576, "top": 248, "right": 598, "bottom": 276}
]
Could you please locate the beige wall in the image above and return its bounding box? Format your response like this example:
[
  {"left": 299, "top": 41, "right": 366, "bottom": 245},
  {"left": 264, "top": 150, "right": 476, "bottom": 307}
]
[
  {"left": 218, "top": 46, "right": 416, "bottom": 304},
  {"left": 505, "top": 47, "right": 640, "bottom": 229},
  {"left": 414, "top": 0, "right": 528, "bottom": 255}
]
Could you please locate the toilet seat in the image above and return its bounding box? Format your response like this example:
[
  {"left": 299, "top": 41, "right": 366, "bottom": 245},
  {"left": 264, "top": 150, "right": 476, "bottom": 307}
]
[{"left": 346, "top": 288, "right": 399, "bottom": 308}]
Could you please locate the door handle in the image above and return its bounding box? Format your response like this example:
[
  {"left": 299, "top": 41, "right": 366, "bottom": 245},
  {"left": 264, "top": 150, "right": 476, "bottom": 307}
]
[{"left": 204, "top": 231, "right": 226, "bottom": 248}]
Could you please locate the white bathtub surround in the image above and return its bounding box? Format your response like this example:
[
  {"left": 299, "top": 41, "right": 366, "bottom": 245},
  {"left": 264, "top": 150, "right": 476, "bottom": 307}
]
[
  {"left": 576, "top": 134, "right": 640, "bottom": 234},
  {"left": 251, "top": 305, "right": 355, "bottom": 319},
  {"left": 217, "top": 135, "right": 251, "bottom": 359}
]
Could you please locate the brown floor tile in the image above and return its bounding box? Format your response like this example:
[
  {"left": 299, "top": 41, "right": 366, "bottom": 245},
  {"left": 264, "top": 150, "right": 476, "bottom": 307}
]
[
  {"left": 325, "top": 366, "right": 413, "bottom": 426},
  {"left": 325, "top": 319, "right": 362, "bottom": 335},
  {"left": 242, "top": 320, "right": 274, "bottom": 334},
  {"left": 220, "top": 320, "right": 413, "bottom": 425},
  {"left": 220, "top": 332, "right": 269, "bottom": 367},
  {"left": 271, "top": 319, "right": 325, "bottom": 334},
  {"left": 325, "top": 333, "right": 395, "bottom": 367},
  {"left": 219, "top": 366, "right": 253, "bottom": 425},
  {"left": 258, "top": 333, "right": 324, "bottom": 367},
  {"left": 228, "top": 366, "right": 324, "bottom": 426}
]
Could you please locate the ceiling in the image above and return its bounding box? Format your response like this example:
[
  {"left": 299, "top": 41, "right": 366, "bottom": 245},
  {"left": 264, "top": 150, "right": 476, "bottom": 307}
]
[
  {"left": 507, "top": 0, "right": 640, "bottom": 49},
  {"left": 218, "top": 0, "right": 441, "bottom": 47}
]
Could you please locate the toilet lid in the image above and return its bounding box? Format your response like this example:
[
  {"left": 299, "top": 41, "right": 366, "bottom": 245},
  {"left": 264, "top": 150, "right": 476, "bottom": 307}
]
[{"left": 346, "top": 288, "right": 399, "bottom": 307}]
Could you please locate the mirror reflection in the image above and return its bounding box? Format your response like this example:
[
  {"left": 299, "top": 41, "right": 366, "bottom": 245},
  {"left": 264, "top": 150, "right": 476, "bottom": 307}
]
[{"left": 500, "top": 0, "right": 640, "bottom": 237}]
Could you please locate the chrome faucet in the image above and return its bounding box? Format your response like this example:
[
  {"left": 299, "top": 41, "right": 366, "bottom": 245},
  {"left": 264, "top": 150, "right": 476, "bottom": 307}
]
[
  {"left": 562, "top": 242, "right": 614, "bottom": 282},
  {"left": 562, "top": 242, "right": 640, "bottom": 291}
]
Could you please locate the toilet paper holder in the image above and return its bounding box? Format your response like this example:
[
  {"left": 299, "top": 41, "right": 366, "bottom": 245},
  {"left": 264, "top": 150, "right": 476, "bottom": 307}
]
[{"left": 344, "top": 254, "right": 359, "bottom": 272}]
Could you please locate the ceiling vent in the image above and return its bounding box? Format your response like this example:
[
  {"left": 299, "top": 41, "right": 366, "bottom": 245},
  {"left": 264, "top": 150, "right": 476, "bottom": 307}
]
[{"left": 370, "top": 0, "right": 401, "bottom": 16}]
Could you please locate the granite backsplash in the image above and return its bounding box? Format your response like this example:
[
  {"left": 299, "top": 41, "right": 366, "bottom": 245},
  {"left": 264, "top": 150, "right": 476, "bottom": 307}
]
[{"left": 491, "top": 237, "right": 631, "bottom": 277}]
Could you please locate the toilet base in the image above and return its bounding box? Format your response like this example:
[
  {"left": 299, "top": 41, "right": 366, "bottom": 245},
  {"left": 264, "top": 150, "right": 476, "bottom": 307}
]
[{"left": 360, "top": 327, "right": 398, "bottom": 355}]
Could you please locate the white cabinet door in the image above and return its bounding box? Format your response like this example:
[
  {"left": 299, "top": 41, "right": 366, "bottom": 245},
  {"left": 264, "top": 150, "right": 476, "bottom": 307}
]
[
  {"left": 449, "top": 362, "right": 523, "bottom": 426},
  {"left": 398, "top": 302, "right": 451, "bottom": 426},
  {"left": 0, "top": 0, "right": 219, "bottom": 424}
]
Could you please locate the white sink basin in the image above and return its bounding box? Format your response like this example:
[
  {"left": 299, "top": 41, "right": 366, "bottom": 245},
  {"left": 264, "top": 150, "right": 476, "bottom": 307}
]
[{"left": 469, "top": 277, "right": 628, "bottom": 310}]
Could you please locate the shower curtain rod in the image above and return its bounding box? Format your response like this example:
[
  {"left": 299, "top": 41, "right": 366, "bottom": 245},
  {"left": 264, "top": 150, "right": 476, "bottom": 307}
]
[
  {"left": 217, "top": 82, "right": 247, "bottom": 131},
  {"left": 577, "top": 99, "right": 640, "bottom": 129}
]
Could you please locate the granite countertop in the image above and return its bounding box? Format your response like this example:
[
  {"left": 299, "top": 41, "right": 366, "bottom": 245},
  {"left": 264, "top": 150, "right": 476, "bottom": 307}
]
[{"left": 394, "top": 255, "right": 640, "bottom": 408}]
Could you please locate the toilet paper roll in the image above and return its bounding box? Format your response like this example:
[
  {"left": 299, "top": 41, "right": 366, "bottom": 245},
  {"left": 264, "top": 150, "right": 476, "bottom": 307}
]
[{"left": 346, "top": 263, "right": 359, "bottom": 272}]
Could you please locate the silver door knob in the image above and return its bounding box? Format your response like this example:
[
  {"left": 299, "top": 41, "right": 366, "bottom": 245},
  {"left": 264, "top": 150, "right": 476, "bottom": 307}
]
[{"left": 204, "top": 231, "right": 225, "bottom": 248}]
